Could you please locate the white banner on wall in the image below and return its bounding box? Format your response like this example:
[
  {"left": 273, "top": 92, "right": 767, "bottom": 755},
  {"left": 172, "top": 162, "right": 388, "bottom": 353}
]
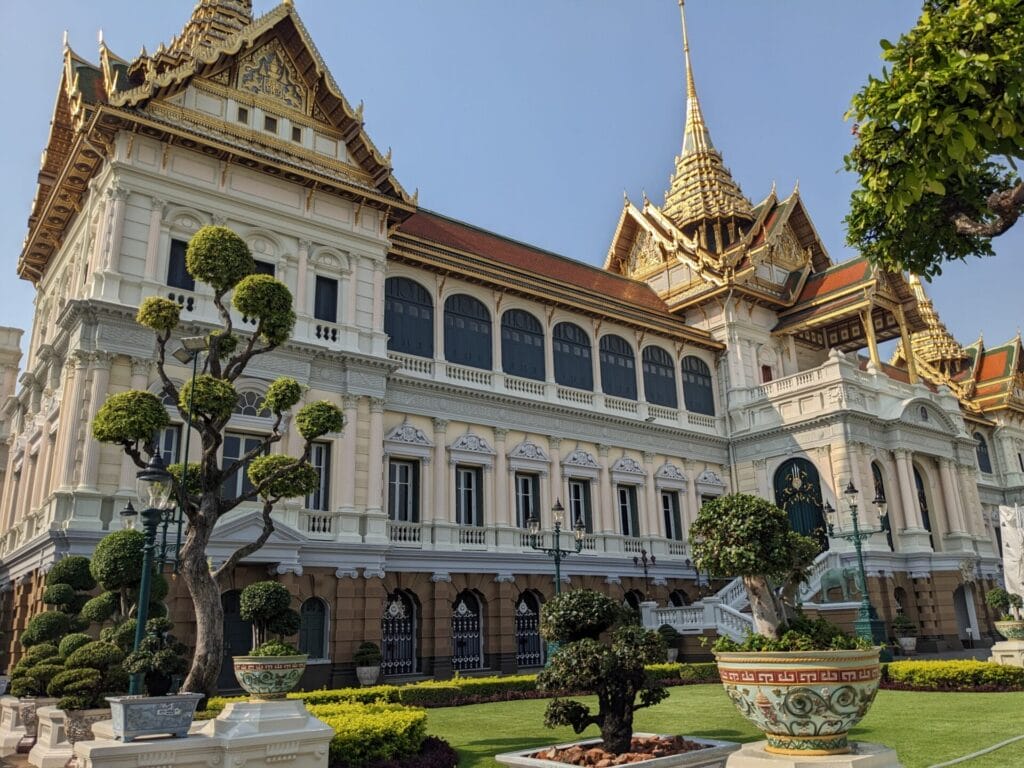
[{"left": 998, "top": 505, "right": 1024, "bottom": 599}]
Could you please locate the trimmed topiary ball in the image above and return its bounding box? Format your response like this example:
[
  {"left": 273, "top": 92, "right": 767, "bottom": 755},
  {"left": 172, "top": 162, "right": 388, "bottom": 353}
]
[
  {"left": 295, "top": 400, "right": 344, "bottom": 440},
  {"left": 179, "top": 374, "right": 237, "bottom": 422},
  {"left": 21, "top": 612, "right": 73, "bottom": 647},
  {"left": 185, "top": 226, "right": 254, "bottom": 292},
  {"left": 232, "top": 274, "right": 296, "bottom": 345},
  {"left": 93, "top": 391, "right": 170, "bottom": 445},
  {"left": 240, "top": 581, "right": 292, "bottom": 621},
  {"left": 264, "top": 377, "right": 303, "bottom": 414},
  {"left": 59, "top": 633, "right": 93, "bottom": 659},
  {"left": 247, "top": 455, "right": 319, "bottom": 500},
  {"left": 540, "top": 589, "right": 622, "bottom": 643},
  {"left": 64, "top": 640, "right": 125, "bottom": 671},
  {"left": 91, "top": 529, "right": 145, "bottom": 590},
  {"left": 46, "top": 555, "right": 96, "bottom": 591},
  {"left": 80, "top": 591, "right": 120, "bottom": 624},
  {"left": 136, "top": 297, "right": 181, "bottom": 333},
  {"left": 42, "top": 583, "right": 76, "bottom": 608}
]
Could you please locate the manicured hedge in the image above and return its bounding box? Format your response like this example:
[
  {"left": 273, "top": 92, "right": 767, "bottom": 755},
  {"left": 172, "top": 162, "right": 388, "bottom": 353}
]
[
  {"left": 882, "top": 660, "right": 1024, "bottom": 692},
  {"left": 308, "top": 702, "right": 427, "bottom": 768},
  {"left": 645, "top": 662, "right": 719, "bottom": 684}
]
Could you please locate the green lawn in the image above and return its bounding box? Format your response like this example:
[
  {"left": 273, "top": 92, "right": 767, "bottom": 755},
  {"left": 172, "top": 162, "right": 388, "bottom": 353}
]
[{"left": 425, "top": 685, "right": 1024, "bottom": 768}]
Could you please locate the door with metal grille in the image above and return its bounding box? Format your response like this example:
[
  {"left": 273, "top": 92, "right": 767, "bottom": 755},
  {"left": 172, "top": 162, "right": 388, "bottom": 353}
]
[
  {"left": 514, "top": 592, "right": 543, "bottom": 668},
  {"left": 451, "top": 592, "right": 484, "bottom": 671},
  {"left": 381, "top": 591, "right": 417, "bottom": 676}
]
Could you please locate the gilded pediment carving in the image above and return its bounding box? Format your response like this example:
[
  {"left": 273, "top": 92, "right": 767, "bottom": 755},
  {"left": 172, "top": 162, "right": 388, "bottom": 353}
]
[{"left": 237, "top": 39, "right": 305, "bottom": 111}]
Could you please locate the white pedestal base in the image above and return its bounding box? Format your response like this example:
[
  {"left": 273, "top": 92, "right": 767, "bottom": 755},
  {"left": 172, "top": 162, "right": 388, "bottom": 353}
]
[
  {"left": 28, "top": 707, "right": 75, "bottom": 768},
  {"left": 0, "top": 696, "right": 27, "bottom": 757},
  {"left": 726, "top": 741, "right": 902, "bottom": 768},
  {"left": 989, "top": 640, "right": 1024, "bottom": 667}
]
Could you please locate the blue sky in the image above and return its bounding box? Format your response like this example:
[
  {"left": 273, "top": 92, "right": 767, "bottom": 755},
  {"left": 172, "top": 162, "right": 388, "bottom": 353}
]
[{"left": 1, "top": 1, "right": 1020, "bottom": 357}]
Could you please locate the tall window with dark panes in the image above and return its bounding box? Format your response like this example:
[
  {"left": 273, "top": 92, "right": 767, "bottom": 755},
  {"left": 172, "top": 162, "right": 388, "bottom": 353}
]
[
  {"left": 599, "top": 334, "right": 637, "bottom": 400},
  {"left": 314, "top": 276, "right": 338, "bottom": 323},
  {"left": 388, "top": 459, "right": 418, "bottom": 522},
  {"left": 154, "top": 425, "right": 182, "bottom": 467},
  {"left": 253, "top": 260, "right": 276, "bottom": 276},
  {"left": 221, "top": 432, "right": 264, "bottom": 499},
  {"left": 661, "top": 491, "right": 683, "bottom": 540},
  {"left": 306, "top": 442, "right": 331, "bottom": 511},
  {"left": 455, "top": 466, "right": 483, "bottom": 526},
  {"left": 444, "top": 294, "right": 492, "bottom": 370},
  {"left": 385, "top": 277, "right": 434, "bottom": 358},
  {"left": 501, "top": 309, "right": 545, "bottom": 381},
  {"left": 167, "top": 239, "right": 195, "bottom": 290},
  {"left": 553, "top": 322, "right": 593, "bottom": 391},
  {"left": 617, "top": 485, "right": 640, "bottom": 536},
  {"left": 514, "top": 473, "right": 540, "bottom": 528},
  {"left": 642, "top": 346, "right": 677, "bottom": 408},
  {"left": 567, "top": 479, "right": 593, "bottom": 533}
]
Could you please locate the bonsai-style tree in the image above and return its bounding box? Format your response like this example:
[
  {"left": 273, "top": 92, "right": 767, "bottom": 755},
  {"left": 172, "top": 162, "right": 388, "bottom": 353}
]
[
  {"left": 844, "top": 0, "right": 1024, "bottom": 277},
  {"left": 691, "top": 494, "right": 819, "bottom": 639},
  {"left": 890, "top": 613, "right": 917, "bottom": 638},
  {"left": 536, "top": 589, "right": 667, "bottom": 755},
  {"left": 92, "top": 225, "right": 342, "bottom": 696},
  {"left": 122, "top": 617, "right": 189, "bottom": 696},
  {"left": 353, "top": 642, "right": 382, "bottom": 667},
  {"left": 80, "top": 529, "right": 168, "bottom": 632},
  {"left": 239, "top": 580, "right": 301, "bottom": 651},
  {"left": 987, "top": 587, "right": 1023, "bottom": 620}
]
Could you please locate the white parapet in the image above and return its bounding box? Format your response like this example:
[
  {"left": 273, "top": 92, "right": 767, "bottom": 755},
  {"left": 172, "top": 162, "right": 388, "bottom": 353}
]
[
  {"left": 0, "top": 696, "right": 27, "bottom": 757},
  {"left": 74, "top": 699, "right": 333, "bottom": 768}
]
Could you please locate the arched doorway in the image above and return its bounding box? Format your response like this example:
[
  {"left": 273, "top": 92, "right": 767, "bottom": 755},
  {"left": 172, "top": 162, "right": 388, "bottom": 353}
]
[
  {"left": 218, "top": 589, "right": 252, "bottom": 691},
  {"left": 514, "top": 591, "right": 544, "bottom": 668},
  {"left": 773, "top": 458, "right": 828, "bottom": 551},
  {"left": 451, "top": 591, "right": 484, "bottom": 672},
  {"left": 382, "top": 590, "right": 418, "bottom": 676},
  {"left": 912, "top": 466, "right": 935, "bottom": 550}
]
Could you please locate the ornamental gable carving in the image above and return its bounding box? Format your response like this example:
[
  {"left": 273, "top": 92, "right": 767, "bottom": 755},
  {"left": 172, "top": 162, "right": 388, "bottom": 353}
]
[
  {"left": 696, "top": 469, "right": 724, "bottom": 486},
  {"left": 562, "top": 448, "right": 598, "bottom": 469},
  {"left": 450, "top": 433, "right": 495, "bottom": 455},
  {"left": 656, "top": 462, "right": 686, "bottom": 482},
  {"left": 610, "top": 457, "right": 644, "bottom": 475},
  {"left": 237, "top": 39, "right": 306, "bottom": 111},
  {"left": 386, "top": 422, "right": 432, "bottom": 447},
  {"left": 509, "top": 440, "right": 549, "bottom": 462}
]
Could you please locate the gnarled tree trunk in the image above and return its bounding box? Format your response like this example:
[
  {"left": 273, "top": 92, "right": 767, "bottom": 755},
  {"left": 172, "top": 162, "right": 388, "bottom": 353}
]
[
  {"left": 743, "top": 575, "right": 784, "bottom": 638},
  {"left": 179, "top": 500, "right": 224, "bottom": 699}
]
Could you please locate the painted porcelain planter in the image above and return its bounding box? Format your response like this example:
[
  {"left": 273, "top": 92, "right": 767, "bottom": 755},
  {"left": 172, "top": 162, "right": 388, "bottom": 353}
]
[
  {"left": 232, "top": 655, "right": 307, "bottom": 699},
  {"left": 106, "top": 693, "right": 203, "bottom": 742},
  {"left": 994, "top": 620, "right": 1024, "bottom": 641},
  {"left": 355, "top": 665, "right": 380, "bottom": 687},
  {"left": 714, "top": 648, "right": 881, "bottom": 756}
]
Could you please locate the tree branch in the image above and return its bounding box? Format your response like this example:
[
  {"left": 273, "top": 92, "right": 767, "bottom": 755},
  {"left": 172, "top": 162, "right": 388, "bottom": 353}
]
[
  {"left": 213, "top": 498, "right": 277, "bottom": 586},
  {"left": 952, "top": 181, "right": 1024, "bottom": 237}
]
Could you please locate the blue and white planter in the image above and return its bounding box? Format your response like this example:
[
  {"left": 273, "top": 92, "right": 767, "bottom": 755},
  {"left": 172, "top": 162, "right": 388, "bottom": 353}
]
[{"left": 105, "top": 693, "right": 203, "bottom": 743}]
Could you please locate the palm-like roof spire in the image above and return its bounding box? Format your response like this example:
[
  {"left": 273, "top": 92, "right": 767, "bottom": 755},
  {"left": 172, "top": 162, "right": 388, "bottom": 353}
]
[{"left": 169, "top": 0, "right": 253, "bottom": 56}]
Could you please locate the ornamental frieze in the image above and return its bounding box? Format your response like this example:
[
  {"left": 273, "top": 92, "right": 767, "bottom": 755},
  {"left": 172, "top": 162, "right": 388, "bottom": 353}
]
[{"left": 237, "top": 39, "right": 306, "bottom": 111}]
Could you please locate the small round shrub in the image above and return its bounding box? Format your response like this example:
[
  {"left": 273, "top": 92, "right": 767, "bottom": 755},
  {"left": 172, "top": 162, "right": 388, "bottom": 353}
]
[
  {"left": 48, "top": 667, "right": 104, "bottom": 706},
  {"left": 91, "top": 529, "right": 145, "bottom": 589},
  {"left": 65, "top": 641, "right": 125, "bottom": 671},
  {"left": 354, "top": 642, "right": 382, "bottom": 666},
  {"left": 59, "top": 633, "right": 93, "bottom": 659},
  {"left": 186, "top": 226, "right": 254, "bottom": 292},
  {"left": 42, "top": 583, "right": 76, "bottom": 608},
  {"left": 247, "top": 455, "right": 319, "bottom": 500},
  {"left": 168, "top": 462, "right": 202, "bottom": 498},
  {"left": 21, "top": 642, "right": 60, "bottom": 665},
  {"left": 240, "top": 581, "right": 292, "bottom": 622},
  {"left": 136, "top": 297, "right": 181, "bottom": 333},
  {"left": 540, "top": 589, "right": 622, "bottom": 643},
  {"left": 232, "top": 274, "right": 296, "bottom": 345},
  {"left": 92, "top": 391, "right": 170, "bottom": 445},
  {"left": 108, "top": 619, "right": 138, "bottom": 652},
  {"left": 80, "top": 591, "right": 119, "bottom": 624},
  {"left": 21, "top": 612, "right": 72, "bottom": 647},
  {"left": 250, "top": 640, "right": 301, "bottom": 657},
  {"left": 25, "top": 662, "right": 65, "bottom": 690},
  {"left": 296, "top": 400, "right": 344, "bottom": 440},
  {"left": 180, "top": 374, "right": 237, "bottom": 422},
  {"left": 265, "top": 377, "right": 303, "bottom": 413},
  {"left": 46, "top": 556, "right": 96, "bottom": 591}
]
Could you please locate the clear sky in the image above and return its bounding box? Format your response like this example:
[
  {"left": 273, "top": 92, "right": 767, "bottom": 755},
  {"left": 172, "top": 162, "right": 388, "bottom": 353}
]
[{"left": 0, "top": 1, "right": 1020, "bottom": 358}]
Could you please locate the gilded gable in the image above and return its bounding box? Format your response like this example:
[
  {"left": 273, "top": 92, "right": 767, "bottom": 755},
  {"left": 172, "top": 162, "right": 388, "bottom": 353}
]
[
  {"left": 766, "top": 226, "right": 806, "bottom": 272},
  {"left": 237, "top": 39, "right": 306, "bottom": 112}
]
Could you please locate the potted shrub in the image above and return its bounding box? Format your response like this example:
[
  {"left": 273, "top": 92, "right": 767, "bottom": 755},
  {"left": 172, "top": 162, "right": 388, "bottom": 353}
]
[
  {"left": 657, "top": 624, "right": 682, "bottom": 663},
  {"left": 353, "top": 642, "right": 382, "bottom": 687},
  {"left": 891, "top": 613, "right": 918, "bottom": 654},
  {"left": 232, "top": 581, "right": 306, "bottom": 699},
  {"left": 692, "top": 494, "right": 879, "bottom": 757},
  {"left": 987, "top": 587, "right": 1024, "bottom": 640}
]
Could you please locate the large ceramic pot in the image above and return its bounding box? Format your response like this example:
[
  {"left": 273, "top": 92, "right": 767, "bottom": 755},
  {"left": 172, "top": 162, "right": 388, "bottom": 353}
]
[
  {"left": 106, "top": 693, "right": 203, "bottom": 742},
  {"left": 714, "top": 648, "right": 881, "bottom": 756},
  {"left": 994, "top": 620, "right": 1024, "bottom": 640},
  {"left": 896, "top": 636, "right": 917, "bottom": 655},
  {"left": 232, "top": 655, "right": 307, "bottom": 699},
  {"left": 355, "top": 665, "right": 380, "bottom": 687}
]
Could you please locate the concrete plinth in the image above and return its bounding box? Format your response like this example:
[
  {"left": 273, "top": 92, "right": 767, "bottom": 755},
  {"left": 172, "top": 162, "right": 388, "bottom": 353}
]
[
  {"left": 28, "top": 707, "right": 74, "bottom": 768},
  {"left": 989, "top": 640, "right": 1024, "bottom": 668},
  {"left": 74, "top": 699, "right": 333, "bottom": 768},
  {"left": 726, "top": 741, "right": 901, "bottom": 768},
  {"left": 0, "top": 696, "right": 27, "bottom": 757}
]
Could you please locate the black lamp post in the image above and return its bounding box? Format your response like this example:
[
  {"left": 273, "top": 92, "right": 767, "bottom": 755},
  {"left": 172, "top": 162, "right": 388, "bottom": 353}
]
[
  {"left": 824, "top": 481, "right": 890, "bottom": 653},
  {"left": 633, "top": 549, "right": 656, "bottom": 600},
  {"left": 527, "top": 500, "right": 585, "bottom": 596},
  {"left": 119, "top": 454, "right": 175, "bottom": 695}
]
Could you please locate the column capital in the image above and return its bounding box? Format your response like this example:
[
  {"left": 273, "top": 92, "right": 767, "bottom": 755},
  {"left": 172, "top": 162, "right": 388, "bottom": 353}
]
[
  {"left": 108, "top": 184, "right": 131, "bottom": 202},
  {"left": 89, "top": 351, "right": 114, "bottom": 370},
  {"left": 893, "top": 448, "right": 911, "bottom": 460},
  {"left": 432, "top": 418, "right": 449, "bottom": 434},
  {"left": 642, "top": 451, "right": 657, "bottom": 465},
  {"left": 369, "top": 397, "right": 386, "bottom": 413},
  {"left": 597, "top": 444, "right": 611, "bottom": 458},
  {"left": 342, "top": 394, "right": 360, "bottom": 410},
  {"left": 129, "top": 358, "right": 152, "bottom": 379},
  {"left": 494, "top": 427, "right": 509, "bottom": 442},
  {"left": 298, "top": 239, "right": 313, "bottom": 252},
  {"left": 549, "top": 436, "right": 562, "bottom": 451},
  {"left": 149, "top": 195, "right": 166, "bottom": 211}
]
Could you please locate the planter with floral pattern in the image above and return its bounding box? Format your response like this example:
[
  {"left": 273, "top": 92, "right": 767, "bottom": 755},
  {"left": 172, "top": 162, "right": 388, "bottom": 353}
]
[
  {"left": 232, "top": 655, "right": 307, "bottom": 700},
  {"left": 994, "top": 620, "right": 1024, "bottom": 641}
]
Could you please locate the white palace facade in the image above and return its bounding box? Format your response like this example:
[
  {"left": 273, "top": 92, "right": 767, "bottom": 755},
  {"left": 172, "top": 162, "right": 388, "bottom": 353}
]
[{"left": 1, "top": 1, "right": 1023, "bottom": 686}]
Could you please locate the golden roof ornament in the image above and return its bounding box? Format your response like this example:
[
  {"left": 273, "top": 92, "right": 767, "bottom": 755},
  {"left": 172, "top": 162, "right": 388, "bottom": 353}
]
[
  {"left": 168, "top": 0, "right": 252, "bottom": 57},
  {"left": 905, "top": 274, "right": 969, "bottom": 375},
  {"left": 662, "top": 1, "right": 753, "bottom": 237}
]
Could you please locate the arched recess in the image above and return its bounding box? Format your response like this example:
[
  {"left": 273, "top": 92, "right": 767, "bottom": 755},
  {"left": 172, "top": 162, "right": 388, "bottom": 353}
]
[
  {"left": 599, "top": 334, "right": 637, "bottom": 400},
  {"left": 642, "top": 346, "right": 678, "bottom": 408},
  {"left": 871, "top": 462, "right": 895, "bottom": 551},
  {"left": 298, "top": 597, "right": 329, "bottom": 659},
  {"left": 681, "top": 356, "right": 715, "bottom": 415},
  {"left": 622, "top": 589, "right": 644, "bottom": 614},
  {"left": 974, "top": 433, "right": 994, "bottom": 474},
  {"left": 385, "top": 277, "right": 434, "bottom": 358},
  {"left": 451, "top": 590, "right": 485, "bottom": 672},
  {"left": 668, "top": 589, "right": 691, "bottom": 607},
  {"left": 218, "top": 589, "right": 252, "bottom": 691},
  {"left": 501, "top": 309, "right": 545, "bottom": 380},
  {"left": 382, "top": 589, "right": 419, "bottom": 676},
  {"left": 911, "top": 465, "right": 935, "bottom": 549},
  {"left": 444, "top": 294, "right": 492, "bottom": 369},
  {"left": 553, "top": 322, "right": 593, "bottom": 391},
  {"left": 773, "top": 458, "right": 828, "bottom": 551},
  {"left": 514, "top": 590, "right": 545, "bottom": 668}
]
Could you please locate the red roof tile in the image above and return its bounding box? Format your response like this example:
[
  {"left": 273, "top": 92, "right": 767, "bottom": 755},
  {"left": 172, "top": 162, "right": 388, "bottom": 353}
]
[
  {"left": 977, "top": 349, "right": 1009, "bottom": 382},
  {"left": 793, "top": 258, "right": 871, "bottom": 304}
]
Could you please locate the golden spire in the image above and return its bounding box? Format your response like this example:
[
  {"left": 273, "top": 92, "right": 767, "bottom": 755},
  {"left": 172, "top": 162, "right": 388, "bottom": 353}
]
[
  {"left": 168, "top": 0, "right": 252, "bottom": 57},
  {"left": 905, "top": 274, "right": 969, "bottom": 375},
  {"left": 663, "top": 1, "right": 753, "bottom": 239}
]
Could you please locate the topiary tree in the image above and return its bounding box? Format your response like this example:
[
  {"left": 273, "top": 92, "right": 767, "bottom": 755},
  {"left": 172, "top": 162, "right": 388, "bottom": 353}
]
[
  {"left": 239, "top": 581, "right": 301, "bottom": 649},
  {"left": 80, "top": 529, "right": 168, "bottom": 633},
  {"left": 691, "top": 494, "right": 820, "bottom": 639},
  {"left": 122, "top": 617, "right": 189, "bottom": 696},
  {"left": 536, "top": 589, "right": 667, "bottom": 755},
  {"left": 47, "top": 639, "right": 128, "bottom": 711},
  {"left": 91, "top": 225, "right": 343, "bottom": 696}
]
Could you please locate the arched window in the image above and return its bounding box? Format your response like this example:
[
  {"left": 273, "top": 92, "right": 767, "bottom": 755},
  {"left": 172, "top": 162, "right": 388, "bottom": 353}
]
[
  {"left": 444, "top": 294, "right": 492, "bottom": 369},
  {"left": 669, "top": 589, "right": 691, "bottom": 607},
  {"left": 773, "top": 458, "right": 828, "bottom": 551},
  {"left": 514, "top": 591, "right": 544, "bottom": 668},
  {"left": 974, "top": 433, "right": 993, "bottom": 474},
  {"left": 385, "top": 277, "right": 434, "bottom": 358},
  {"left": 382, "top": 590, "right": 418, "bottom": 676},
  {"left": 218, "top": 590, "right": 252, "bottom": 690},
  {"left": 912, "top": 465, "right": 935, "bottom": 550},
  {"left": 298, "top": 598, "right": 328, "bottom": 659},
  {"left": 642, "top": 346, "right": 678, "bottom": 408},
  {"left": 501, "top": 309, "right": 545, "bottom": 381},
  {"left": 599, "top": 335, "right": 637, "bottom": 400},
  {"left": 553, "top": 322, "right": 593, "bottom": 391},
  {"left": 871, "top": 462, "right": 894, "bottom": 551},
  {"left": 622, "top": 589, "right": 643, "bottom": 614},
  {"left": 451, "top": 591, "right": 484, "bottom": 671},
  {"left": 681, "top": 356, "right": 715, "bottom": 415},
  {"left": 235, "top": 391, "right": 269, "bottom": 417}
]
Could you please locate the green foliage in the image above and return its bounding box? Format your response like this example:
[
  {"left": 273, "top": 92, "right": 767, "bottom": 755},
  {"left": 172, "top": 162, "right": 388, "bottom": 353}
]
[
  {"left": 312, "top": 702, "right": 427, "bottom": 768},
  {"left": 46, "top": 556, "right": 96, "bottom": 592},
  {"left": 19, "top": 643, "right": 60, "bottom": 666},
  {"left": 122, "top": 618, "right": 189, "bottom": 682},
  {"left": 711, "top": 614, "right": 871, "bottom": 653},
  {"left": 657, "top": 623, "right": 681, "bottom": 643},
  {"left": 80, "top": 591, "right": 119, "bottom": 624},
  {"left": 354, "top": 642, "right": 382, "bottom": 666},
  {"left": 265, "top": 377, "right": 303, "bottom": 414},
  {"left": 249, "top": 640, "right": 302, "bottom": 657},
  {"left": 168, "top": 462, "right": 202, "bottom": 497},
  {"left": 47, "top": 667, "right": 104, "bottom": 709},
  {"left": 240, "top": 581, "right": 300, "bottom": 645},
  {"left": 136, "top": 297, "right": 181, "bottom": 333},
  {"left": 59, "top": 633, "right": 93, "bottom": 660},
  {"left": 844, "top": 0, "right": 1024, "bottom": 277},
  {"left": 42, "top": 583, "right": 76, "bottom": 608},
  {"left": 91, "top": 529, "right": 145, "bottom": 590},
  {"left": 9, "top": 642, "right": 64, "bottom": 697},
  {"left": 540, "top": 588, "right": 623, "bottom": 643},
  {"left": 987, "top": 587, "right": 1011, "bottom": 615},
  {"left": 207, "top": 330, "right": 238, "bottom": 359},
  {"left": 21, "top": 611, "right": 72, "bottom": 647},
  {"left": 185, "top": 226, "right": 254, "bottom": 293},
  {"left": 247, "top": 454, "right": 319, "bottom": 500},
  {"left": 891, "top": 613, "right": 918, "bottom": 637},
  {"left": 884, "top": 659, "right": 1024, "bottom": 691},
  {"left": 64, "top": 641, "right": 125, "bottom": 671},
  {"left": 232, "top": 274, "right": 296, "bottom": 345},
  {"left": 643, "top": 662, "right": 720, "bottom": 684},
  {"left": 295, "top": 400, "right": 345, "bottom": 440},
  {"left": 691, "top": 493, "right": 818, "bottom": 582},
  {"left": 92, "top": 390, "right": 169, "bottom": 445},
  {"left": 180, "top": 374, "right": 237, "bottom": 422}
]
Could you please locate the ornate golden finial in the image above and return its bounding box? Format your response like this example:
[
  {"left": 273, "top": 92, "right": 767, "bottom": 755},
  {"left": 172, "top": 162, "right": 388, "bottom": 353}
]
[
  {"left": 385, "top": 146, "right": 392, "bottom": 164},
  {"left": 356, "top": 100, "right": 365, "bottom": 121},
  {"left": 165, "top": 0, "right": 253, "bottom": 57},
  {"left": 412, "top": 188, "right": 420, "bottom": 205},
  {"left": 623, "top": 190, "right": 630, "bottom": 206},
  {"left": 905, "top": 273, "right": 969, "bottom": 375}
]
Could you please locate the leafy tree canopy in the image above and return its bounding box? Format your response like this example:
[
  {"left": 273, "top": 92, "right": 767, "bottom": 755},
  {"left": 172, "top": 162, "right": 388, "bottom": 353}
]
[
  {"left": 845, "top": 0, "right": 1024, "bottom": 277},
  {"left": 92, "top": 390, "right": 169, "bottom": 446}
]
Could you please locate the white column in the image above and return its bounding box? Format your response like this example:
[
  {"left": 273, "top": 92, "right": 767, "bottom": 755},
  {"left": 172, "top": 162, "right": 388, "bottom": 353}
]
[
  {"left": 432, "top": 419, "right": 448, "bottom": 522},
  {"left": 77, "top": 352, "right": 113, "bottom": 490},
  {"left": 371, "top": 262, "right": 385, "bottom": 333},
  {"left": 434, "top": 275, "right": 445, "bottom": 363},
  {"left": 682, "top": 458, "right": 700, "bottom": 536},
  {"left": 642, "top": 452, "right": 659, "bottom": 536},
  {"left": 117, "top": 359, "right": 151, "bottom": 493},
  {"left": 56, "top": 352, "right": 89, "bottom": 490},
  {"left": 634, "top": 331, "right": 646, "bottom": 405},
  {"left": 345, "top": 257, "right": 359, "bottom": 327},
  {"left": 338, "top": 396, "right": 358, "bottom": 513},
  {"left": 103, "top": 186, "right": 129, "bottom": 271},
  {"left": 673, "top": 348, "right": 686, "bottom": 413},
  {"left": 544, "top": 317, "right": 556, "bottom": 385},
  {"left": 591, "top": 321, "right": 603, "bottom": 394},
  {"left": 939, "top": 458, "right": 967, "bottom": 533},
  {"left": 548, "top": 436, "right": 562, "bottom": 509},
  {"left": 143, "top": 197, "right": 166, "bottom": 282},
  {"left": 296, "top": 240, "right": 310, "bottom": 313},
  {"left": 366, "top": 398, "right": 385, "bottom": 514},
  {"left": 894, "top": 450, "right": 923, "bottom": 529},
  {"left": 494, "top": 428, "right": 509, "bottom": 526},
  {"left": 598, "top": 444, "right": 613, "bottom": 533}
]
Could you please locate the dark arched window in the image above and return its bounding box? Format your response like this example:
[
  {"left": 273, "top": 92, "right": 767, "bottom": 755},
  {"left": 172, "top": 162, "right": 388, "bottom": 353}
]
[
  {"left": 385, "top": 277, "right": 434, "bottom": 357},
  {"left": 773, "top": 458, "right": 828, "bottom": 551},
  {"left": 445, "top": 294, "right": 492, "bottom": 369},
  {"left": 451, "top": 591, "right": 484, "bottom": 671},
  {"left": 501, "top": 309, "right": 544, "bottom": 380},
  {"left": 642, "top": 346, "right": 677, "bottom": 408},
  {"left": 599, "top": 335, "right": 637, "bottom": 400},
  {"left": 298, "top": 598, "right": 328, "bottom": 659},
  {"left": 974, "top": 432, "right": 993, "bottom": 474},
  {"left": 681, "top": 356, "right": 715, "bottom": 415},
  {"left": 871, "top": 462, "right": 894, "bottom": 551},
  {"left": 382, "top": 590, "right": 419, "bottom": 676},
  {"left": 912, "top": 466, "right": 934, "bottom": 549},
  {"left": 553, "top": 322, "right": 593, "bottom": 391}
]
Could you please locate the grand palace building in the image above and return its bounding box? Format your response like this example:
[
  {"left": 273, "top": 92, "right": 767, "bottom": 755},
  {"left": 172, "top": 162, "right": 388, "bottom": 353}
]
[{"left": 1, "top": 1, "right": 1023, "bottom": 687}]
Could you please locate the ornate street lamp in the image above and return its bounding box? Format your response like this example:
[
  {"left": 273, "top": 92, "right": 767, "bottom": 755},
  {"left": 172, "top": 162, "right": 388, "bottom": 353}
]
[
  {"left": 633, "top": 548, "right": 656, "bottom": 600},
  {"left": 823, "top": 480, "right": 890, "bottom": 654},
  {"left": 120, "top": 453, "right": 175, "bottom": 695},
  {"left": 527, "top": 500, "right": 585, "bottom": 596}
]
